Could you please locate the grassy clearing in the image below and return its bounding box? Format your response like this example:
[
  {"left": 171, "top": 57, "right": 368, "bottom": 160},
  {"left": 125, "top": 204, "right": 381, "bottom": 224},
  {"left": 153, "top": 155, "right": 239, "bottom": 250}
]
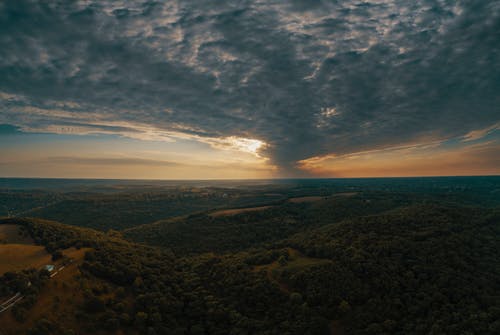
[
  {"left": 209, "top": 205, "right": 274, "bottom": 217},
  {"left": 271, "top": 249, "right": 332, "bottom": 274},
  {"left": 288, "top": 196, "right": 325, "bottom": 203},
  {"left": 0, "top": 224, "right": 33, "bottom": 244},
  {"left": 0, "top": 244, "right": 52, "bottom": 276},
  {"left": 253, "top": 248, "right": 332, "bottom": 294},
  {"left": 253, "top": 248, "right": 341, "bottom": 334},
  {"left": 0, "top": 224, "right": 51, "bottom": 276}
]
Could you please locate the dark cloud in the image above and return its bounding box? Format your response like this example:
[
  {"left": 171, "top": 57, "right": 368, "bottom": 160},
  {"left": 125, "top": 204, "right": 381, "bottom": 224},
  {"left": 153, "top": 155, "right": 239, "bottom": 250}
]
[
  {"left": 0, "top": 124, "right": 21, "bottom": 135},
  {"left": 0, "top": 0, "right": 499, "bottom": 174}
]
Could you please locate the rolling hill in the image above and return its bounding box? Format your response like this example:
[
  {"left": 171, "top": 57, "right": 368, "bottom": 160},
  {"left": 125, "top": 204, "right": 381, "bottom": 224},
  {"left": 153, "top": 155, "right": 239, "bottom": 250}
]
[{"left": 1, "top": 202, "right": 499, "bottom": 334}]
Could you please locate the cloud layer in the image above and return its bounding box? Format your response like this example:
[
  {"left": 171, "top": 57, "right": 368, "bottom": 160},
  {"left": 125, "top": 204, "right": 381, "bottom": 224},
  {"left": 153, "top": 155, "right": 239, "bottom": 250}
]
[{"left": 1, "top": 0, "right": 499, "bottom": 174}]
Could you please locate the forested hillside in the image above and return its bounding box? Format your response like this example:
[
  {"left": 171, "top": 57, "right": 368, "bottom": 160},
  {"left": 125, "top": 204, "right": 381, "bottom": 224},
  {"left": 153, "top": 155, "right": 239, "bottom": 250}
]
[
  {"left": 2, "top": 177, "right": 498, "bottom": 233},
  {"left": 0, "top": 188, "right": 285, "bottom": 231},
  {"left": 1, "top": 203, "right": 500, "bottom": 334},
  {"left": 123, "top": 192, "right": 415, "bottom": 254}
]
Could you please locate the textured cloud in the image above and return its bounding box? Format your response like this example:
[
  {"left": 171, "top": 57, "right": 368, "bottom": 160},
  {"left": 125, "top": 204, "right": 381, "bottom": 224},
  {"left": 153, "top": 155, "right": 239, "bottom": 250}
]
[{"left": 1, "top": 0, "right": 499, "bottom": 174}]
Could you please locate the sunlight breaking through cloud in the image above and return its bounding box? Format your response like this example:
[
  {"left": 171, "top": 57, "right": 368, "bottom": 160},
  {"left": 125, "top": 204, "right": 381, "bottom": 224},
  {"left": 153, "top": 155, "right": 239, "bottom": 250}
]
[{"left": 0, "top": 0, "right": 499, "bottom": 177}]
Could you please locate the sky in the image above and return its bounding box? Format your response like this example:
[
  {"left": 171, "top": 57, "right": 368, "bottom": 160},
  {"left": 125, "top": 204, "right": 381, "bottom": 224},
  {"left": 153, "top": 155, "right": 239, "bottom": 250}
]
[{"left": 0, "top": 0, "right": 499, "bottom": 179}]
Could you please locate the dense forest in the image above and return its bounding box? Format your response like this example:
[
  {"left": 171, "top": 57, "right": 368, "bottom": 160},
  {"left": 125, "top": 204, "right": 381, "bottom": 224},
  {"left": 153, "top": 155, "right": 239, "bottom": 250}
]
[
  {"left": 1, "top": 177, "right": 500, "bottom": 334},
  {"left": 1, "top": 205, "right": 499, "bottom": 334},
  {"left": 123, "top": 192, "right": 416, "bottom": 254}
]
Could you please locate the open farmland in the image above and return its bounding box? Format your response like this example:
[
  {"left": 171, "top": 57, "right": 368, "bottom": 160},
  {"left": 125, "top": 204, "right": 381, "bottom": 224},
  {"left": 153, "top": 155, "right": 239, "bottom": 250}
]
[{"left": 0, "top": 244, "right": 52, "bottom": 276}]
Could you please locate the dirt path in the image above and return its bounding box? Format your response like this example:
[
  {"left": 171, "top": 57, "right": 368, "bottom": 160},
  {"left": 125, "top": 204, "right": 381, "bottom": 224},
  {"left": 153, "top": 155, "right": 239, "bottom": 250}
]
[{"left": 0, "top": 293, "right": 23, "bottom": 313}]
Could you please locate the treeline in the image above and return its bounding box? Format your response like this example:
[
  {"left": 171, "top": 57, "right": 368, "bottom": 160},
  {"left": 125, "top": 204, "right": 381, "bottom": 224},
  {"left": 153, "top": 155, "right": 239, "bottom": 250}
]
[
  {"left": 8, "top": 189, "right": 286, "bottom": 231},
  {"left": 4, "top": 176, "right": 500, "bottom": 232}
]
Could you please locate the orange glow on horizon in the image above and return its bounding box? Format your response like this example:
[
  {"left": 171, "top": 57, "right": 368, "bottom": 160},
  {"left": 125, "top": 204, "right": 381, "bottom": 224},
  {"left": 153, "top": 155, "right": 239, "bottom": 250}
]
[{"left": 298, "top": 141, "right": 500, "bottom": 178}]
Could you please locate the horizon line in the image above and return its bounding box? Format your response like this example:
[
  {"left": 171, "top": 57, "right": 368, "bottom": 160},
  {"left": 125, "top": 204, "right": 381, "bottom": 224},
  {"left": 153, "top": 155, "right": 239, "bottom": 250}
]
[{"left": 0, "top": 175, "right": 499, "bottom": 181}]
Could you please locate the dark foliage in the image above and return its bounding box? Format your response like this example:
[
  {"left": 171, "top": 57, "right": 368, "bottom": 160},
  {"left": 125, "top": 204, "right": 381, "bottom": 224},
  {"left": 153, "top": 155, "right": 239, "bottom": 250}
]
[
  {"left": 124, "top": 193, "right": 415, "bottom": 254},
  {"left": 2, "top": 202, "right": 500, "bottom": 334},
  {"left": 1, "top": 177, "right": 500, "bottom": 334}
]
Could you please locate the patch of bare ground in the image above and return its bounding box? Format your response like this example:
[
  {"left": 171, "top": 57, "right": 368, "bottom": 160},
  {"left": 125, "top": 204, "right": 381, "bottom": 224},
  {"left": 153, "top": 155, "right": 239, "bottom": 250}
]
[{"left": 209, "top": 205, "right": 274, "bottom": 217}]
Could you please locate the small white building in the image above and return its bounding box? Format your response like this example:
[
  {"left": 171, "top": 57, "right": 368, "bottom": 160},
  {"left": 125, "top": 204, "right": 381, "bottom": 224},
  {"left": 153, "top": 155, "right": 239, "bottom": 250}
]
[{"left": 44, "top": 265, "right": 55, "bottom": 272}]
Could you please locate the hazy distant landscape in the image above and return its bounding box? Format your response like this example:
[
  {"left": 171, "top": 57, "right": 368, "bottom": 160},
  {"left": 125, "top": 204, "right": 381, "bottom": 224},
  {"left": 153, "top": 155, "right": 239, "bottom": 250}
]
[{"left": 0, "top": 177, "right": 499, "bottom": 334}]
